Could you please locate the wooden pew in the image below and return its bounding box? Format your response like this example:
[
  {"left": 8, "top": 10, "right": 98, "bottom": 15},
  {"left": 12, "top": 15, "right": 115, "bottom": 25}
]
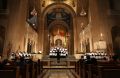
[
  {"left": 19, "top": 64, "right": 29, "bottom": 78},
  {"left": 97, "top": 65, "right": 120, "bottom": 78},
  {"left": 28, "top": 62, "right": 38, "bottom": 78},
  {"left": 0, "top": 66, "right": 20, "bottom": 78},
  {"left": 75, "top": 59, "right": 85, "bottom": 78},
  {"left": 75, "top": 60, "right": 79, "bottom": 74},
  {"left": 87, "top": 61, "right": 120, "bottom": 78},
  {"left": 33, "top": 62, "right": 38, "bottom": 78},
  {"left": 39, "top": 61, "right": 43, "bottom": 74}
]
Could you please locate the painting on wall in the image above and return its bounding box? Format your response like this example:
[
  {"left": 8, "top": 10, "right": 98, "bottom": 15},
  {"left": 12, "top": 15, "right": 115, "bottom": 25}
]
[
  {"left": 27, "top": 39, "right": 32, "bottom": 53},
  {"left": 47, "top": 8, "right": 71, "bottom": 27},
  {"left": 27, "top": 8, "right": 38, "bottom": 30}
]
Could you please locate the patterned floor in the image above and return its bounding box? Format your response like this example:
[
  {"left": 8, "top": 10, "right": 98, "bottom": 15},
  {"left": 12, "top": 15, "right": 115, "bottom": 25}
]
[{"left": 42, "top": 69, "right": 75, "bottom": 78}]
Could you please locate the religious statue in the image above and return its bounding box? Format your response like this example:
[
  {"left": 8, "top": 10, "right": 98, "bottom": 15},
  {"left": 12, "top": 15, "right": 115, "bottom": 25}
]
[{"left": 42, "top": 1, "right": 46, "bottom": 7}]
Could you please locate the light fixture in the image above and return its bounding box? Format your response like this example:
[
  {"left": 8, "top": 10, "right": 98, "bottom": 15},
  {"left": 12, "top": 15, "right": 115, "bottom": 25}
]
[
  {"left": 38, "top": 51, "right": 42, "bottom": 54},
  {"left": 80, "top": 8, "right": 87, "bottom": 16},
  {"left": 48, "top": 34, "right": 50, "bottom": 37},
  {"left": 100, "top": 33, "right": 103, "bottom": 40},
  {"left": 100, "top": 33, "right": 103, "bottom": 37},
  {"left": 80, "top": 0, "right": 87, "bottom": 16}
]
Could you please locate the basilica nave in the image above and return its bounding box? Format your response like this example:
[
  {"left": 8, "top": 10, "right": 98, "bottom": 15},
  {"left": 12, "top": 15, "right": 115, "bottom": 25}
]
[{"left": 0, "top": 0, "right": 120, "bottom": 78}]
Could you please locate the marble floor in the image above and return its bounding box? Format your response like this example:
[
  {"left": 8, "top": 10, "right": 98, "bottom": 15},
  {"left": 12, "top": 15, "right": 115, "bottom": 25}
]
[{"left": 41, "top": 69, "right": 75, "bottom": 78}]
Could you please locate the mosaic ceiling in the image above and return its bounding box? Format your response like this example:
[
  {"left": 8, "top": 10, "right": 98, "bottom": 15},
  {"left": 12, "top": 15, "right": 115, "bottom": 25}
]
[{"left": 41, "top": 0, "right": 77, "bottom": 13}]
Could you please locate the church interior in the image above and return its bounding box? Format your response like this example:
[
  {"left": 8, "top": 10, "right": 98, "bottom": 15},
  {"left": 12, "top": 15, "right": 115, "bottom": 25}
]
[{"left": 0, "top": 0, "right": 120, "bottom": 78}]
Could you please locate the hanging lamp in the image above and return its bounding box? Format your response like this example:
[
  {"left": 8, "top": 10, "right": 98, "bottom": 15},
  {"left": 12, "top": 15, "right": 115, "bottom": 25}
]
[{"left": 80, "top": 0, "right": 87, "bottom": 16}]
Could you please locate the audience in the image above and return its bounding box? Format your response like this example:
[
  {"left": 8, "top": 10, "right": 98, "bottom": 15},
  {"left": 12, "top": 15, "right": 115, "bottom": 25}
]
[
  {"left": 84, "top": 55, "right": 92, "bottom": 64},
  {"left": 109, "top": 54, "right": 120, "bottom": 63}
]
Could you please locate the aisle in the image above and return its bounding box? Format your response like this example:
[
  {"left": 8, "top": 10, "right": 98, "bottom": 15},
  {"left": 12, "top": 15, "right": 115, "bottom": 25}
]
[{"left": 41, "top": 69, "right": 75, "bottom": 78}]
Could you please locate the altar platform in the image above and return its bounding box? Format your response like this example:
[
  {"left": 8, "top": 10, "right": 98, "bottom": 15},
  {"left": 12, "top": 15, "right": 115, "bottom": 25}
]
[{"left": 41, "top": 55, "right": 77, "bottom": 69}]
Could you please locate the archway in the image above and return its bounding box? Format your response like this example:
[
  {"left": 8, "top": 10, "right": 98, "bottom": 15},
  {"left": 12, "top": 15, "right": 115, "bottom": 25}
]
[
  {"left": 42, "top": 3, "right": 76, "bottom": 55},
  {"left": 48, "top": 20, "right": 70, "bottom": 52}
]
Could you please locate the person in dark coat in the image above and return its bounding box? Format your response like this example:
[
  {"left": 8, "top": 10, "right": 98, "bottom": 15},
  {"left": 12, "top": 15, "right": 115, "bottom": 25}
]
[{"left": 56, "top": 49, "right": 60, "bottom": 63}]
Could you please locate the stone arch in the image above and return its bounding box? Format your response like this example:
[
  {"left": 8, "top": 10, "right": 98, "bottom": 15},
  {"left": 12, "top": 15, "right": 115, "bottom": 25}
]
[
  {"left": 42, "top": 3, "right": 76, "bottom": 18},
  {"left": 42, "top": 3, "right": 76, "bottom": 55},
  {"left": 48, "top": 20, "right": 70, "bottom": 49},
  {"left": 48, "top": 20, "right": 69, "bottom": 32}
]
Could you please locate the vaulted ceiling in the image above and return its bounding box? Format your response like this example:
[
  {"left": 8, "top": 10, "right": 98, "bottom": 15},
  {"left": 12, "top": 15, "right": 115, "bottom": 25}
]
[{"left": 28, "top": 0, "right": 89, "bottom": 15}]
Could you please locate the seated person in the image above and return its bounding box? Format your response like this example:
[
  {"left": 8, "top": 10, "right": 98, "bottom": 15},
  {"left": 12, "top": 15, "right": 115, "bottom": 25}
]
[{"left": 109, "top": 54, "right": 119, "bottom": 63}]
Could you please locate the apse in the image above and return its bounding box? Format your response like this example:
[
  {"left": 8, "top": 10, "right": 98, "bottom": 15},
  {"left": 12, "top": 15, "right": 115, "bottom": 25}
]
[
  {"left": 46, "top": 7, "right": 71, "bottom": 49},
  {"left": 49, "top": 24, "right": 69, "bottom": 47}
]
